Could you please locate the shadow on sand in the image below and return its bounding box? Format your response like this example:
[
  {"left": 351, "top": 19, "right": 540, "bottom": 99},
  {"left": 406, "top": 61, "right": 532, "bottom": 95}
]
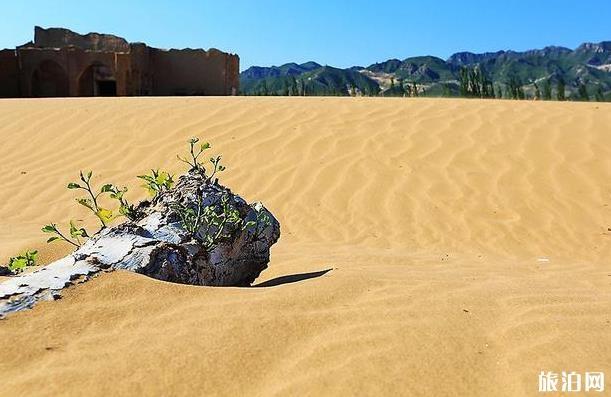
[{"left": 253, "top": 268, "right": 333, "bottom": 288}]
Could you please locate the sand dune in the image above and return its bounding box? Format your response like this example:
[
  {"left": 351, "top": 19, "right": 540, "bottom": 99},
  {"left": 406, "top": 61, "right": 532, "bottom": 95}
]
[{"left": 0, "top": 97, "right": 609, "bottom": 396}]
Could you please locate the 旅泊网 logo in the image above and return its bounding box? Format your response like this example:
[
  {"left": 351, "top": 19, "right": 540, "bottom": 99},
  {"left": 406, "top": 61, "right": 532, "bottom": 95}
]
[{"left": 538, "top": 371, "right": 605, "bottom": 393}]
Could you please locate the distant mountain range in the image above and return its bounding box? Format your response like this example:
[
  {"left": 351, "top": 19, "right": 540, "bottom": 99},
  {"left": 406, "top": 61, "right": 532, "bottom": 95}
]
[{"left": 240, "top": 41, "right": 611, "bottom": 100}]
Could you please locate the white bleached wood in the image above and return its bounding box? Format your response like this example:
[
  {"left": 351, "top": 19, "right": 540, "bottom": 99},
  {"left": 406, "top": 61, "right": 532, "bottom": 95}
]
[{"left": 0, "top": 171, "right": 280, "bottom": 318}]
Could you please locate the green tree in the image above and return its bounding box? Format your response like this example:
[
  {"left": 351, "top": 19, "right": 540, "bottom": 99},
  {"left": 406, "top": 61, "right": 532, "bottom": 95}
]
[
  {"left": 290, "top": 76, "right": 298, "bottom": 96},
  {"left": 556, "top": 77, "right": 565, "bottom": 101},
  {"left": 468, "top": 67, "right": 480, "bottom": 97},
  {"left": 479, "top": 65, "right": 494, "bottom": 98},
  {"left": 442, "top": 83, "right": 451, "bottom": 97},
  {"left": 399, "top": 79, "right": 407, "bottom": 96},
  {"left": 261, "top": 80, "right": 269, "bottom": 96},
  {"left": 458, "top": 65, "right": 494, "bottom": 98},
  {"left": 577, "top": 83, "right": 589, "bottom": 101},
  {"left": 459, "top": 67, "right": 470, "bottom": 97},
  {"left": 542, "top": 79, "right": 552, "bottom": 100},
  {"left": 594, "top": 86, "right": 605, "bottom": 102},
  {"left": 534, "top": 82, "right": 541, "bottom": 100},
  {"left": 405, "top": 82, "right": 412, "bottom": 97},
  {"left": 507, "top": 76, "right": 523, "bottom": 100}
]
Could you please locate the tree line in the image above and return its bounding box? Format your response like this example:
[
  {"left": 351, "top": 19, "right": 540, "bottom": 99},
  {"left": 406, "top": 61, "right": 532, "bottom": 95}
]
[
  {"left": 244, "top": 65, "right": 607, "bottom": 101},
  {"left": 456, "top": 65, "right": 606, "bottom": 101}
]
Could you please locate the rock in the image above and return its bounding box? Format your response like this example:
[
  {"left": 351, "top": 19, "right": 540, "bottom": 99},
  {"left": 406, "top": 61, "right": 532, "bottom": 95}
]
[{"left": 0, "top": 171, "right": 280, "bottom": 318}]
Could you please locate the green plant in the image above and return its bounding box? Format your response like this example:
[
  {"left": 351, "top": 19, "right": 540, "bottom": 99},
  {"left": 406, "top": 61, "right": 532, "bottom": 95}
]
[
  {"left": 247, "top": 209, "right": 272, "bottom": 242},
  {"left": 104, "top": 184, "right": 140, "bottom": 221},
  {"left": 177, "top": 137, "right": 210, "bottom": 172},
  {"left": 506, "top": 75, "right": 525, "bottom": 99},
  {"left": 542, "top": 79, "right": 552, "bottom": 100},
  {"left": 42, "top": 221, "right": 89, "bottom": 247},
  {"left": 137, "top": 169, "right": 174, "bottom": 198},
  {"left": 171, "top": 195, "right": 205, "bottom": 237},
  {"left": 577, "top": 83, "right": 589, "bottom": 101},
  {"left": 534, "top": 82, "right": 541, "bottom": 100},
  {"left": 207, "top": 155, "right": 226, "bottom": 183},
  {"left": 67, "top": 171, "right": 118, "bottom": 227},
  {"left": 44, "top": 173, "right": 130, "bottom": 251},
  {"left": 595, "top": 86, "right": 605, "bottom": 102},
  {"left": 200, "top": 194, "right": 243, "bottom": 249},
  {"left": 171, "top": 193, "right": 252, "bottom": 250},
  {"left": 177, "top": 138, "right": 226, "bottom": 182},
  {"left": 557, "top": 77, "right": 566, "bottom": 101},
  {"left": 7, "top": 250, "right": 38, "bottom": 273}
]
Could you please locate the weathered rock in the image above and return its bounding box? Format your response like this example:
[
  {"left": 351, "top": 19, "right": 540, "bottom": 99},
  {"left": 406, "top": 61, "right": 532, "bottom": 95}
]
[{"left": 0, "top": 171, "right": 280, "bottom": 318}]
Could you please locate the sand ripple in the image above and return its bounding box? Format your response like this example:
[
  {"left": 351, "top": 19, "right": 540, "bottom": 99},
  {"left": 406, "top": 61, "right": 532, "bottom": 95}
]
[{"left": 0, "top": 98, "right": 610, "bottom": 396}]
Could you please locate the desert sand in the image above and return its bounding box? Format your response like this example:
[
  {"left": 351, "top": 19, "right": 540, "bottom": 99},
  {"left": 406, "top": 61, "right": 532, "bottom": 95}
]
[{"left": 0, "top": 97, "right": 609, "bottom": 396}]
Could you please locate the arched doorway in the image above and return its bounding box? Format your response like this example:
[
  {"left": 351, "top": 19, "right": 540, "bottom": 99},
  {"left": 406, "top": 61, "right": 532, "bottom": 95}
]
[
  {"left": 31, "top": 60, "right": 69, "bottom": 97},
  {"left": 78, "top": 63, "right": 117, "bottom": 96}
]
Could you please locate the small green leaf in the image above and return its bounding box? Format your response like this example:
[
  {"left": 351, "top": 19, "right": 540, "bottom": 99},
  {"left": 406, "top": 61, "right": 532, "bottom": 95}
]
[
  {"left": 67, "top": 182, "right": 81, "bottom": 189},
  {"left": 100, "top": 184, "right": 114, "bottom": 193},
  {"left": 46, "top": 236, "right": 61, "bottom": 243},
  {"left": 243, "top": 221, "right": 256, "bottom": 230},
  {"left": 8, "top": 257, "right": 27, "bottom": 272},
  {"left": 42, "top": 225, "right": 56, "bottom": 233},
  {"left": 69, "top": 221, "right": 79, "bottom": 237},
  {"left": 25, "top": 250, "right": 38, "bottom": 265}
]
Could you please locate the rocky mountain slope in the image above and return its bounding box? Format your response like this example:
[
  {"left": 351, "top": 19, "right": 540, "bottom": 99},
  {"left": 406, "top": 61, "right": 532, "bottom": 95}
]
[{"left": 240, "top": 41, "right": 611, "bottom": 99}]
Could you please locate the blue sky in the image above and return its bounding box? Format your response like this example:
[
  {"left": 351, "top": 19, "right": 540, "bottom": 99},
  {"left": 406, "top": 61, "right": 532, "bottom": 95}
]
[{"left": 1, "top": 1, "right": 610, "bottom": 70}]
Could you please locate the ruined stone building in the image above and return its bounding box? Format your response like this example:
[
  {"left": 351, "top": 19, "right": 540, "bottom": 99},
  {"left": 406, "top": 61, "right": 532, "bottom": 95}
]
[{"left": 0, "top": 27, "right": 239, "bottom": 97}]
